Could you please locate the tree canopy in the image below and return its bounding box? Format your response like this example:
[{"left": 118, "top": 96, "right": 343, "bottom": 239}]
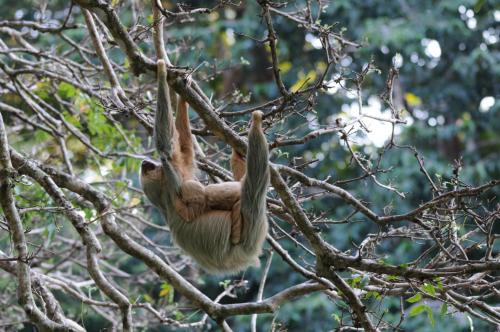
[{"left": 0, "top": 0, "right": 498, "bottom": 331}]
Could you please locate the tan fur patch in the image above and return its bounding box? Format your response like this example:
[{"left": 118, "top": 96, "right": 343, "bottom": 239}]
[{"left": 205, "top": 182, "right": 241, "bottom": 210}]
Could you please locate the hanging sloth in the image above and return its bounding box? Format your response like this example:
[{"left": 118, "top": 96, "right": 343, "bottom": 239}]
[{"left": 140, "top": 60, "right": 270, "bottom": 274}]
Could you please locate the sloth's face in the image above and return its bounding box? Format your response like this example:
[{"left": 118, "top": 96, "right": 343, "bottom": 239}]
[{"left": 140, "top": 159, "right": 164, "bottom": 208}]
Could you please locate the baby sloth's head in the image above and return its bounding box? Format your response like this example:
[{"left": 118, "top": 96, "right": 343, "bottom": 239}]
[{"left": 140, "top": 159, "right": 164, "bottom": 208}]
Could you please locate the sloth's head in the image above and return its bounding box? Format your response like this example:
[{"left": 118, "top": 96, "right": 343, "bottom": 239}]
[{"left": 140, "top": 159, "right": 164, "bottom": 208}]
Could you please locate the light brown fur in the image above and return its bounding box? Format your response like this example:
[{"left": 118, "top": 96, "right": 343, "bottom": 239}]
[{"left": 166, "top": 99, "right": 245, "bottom": 243}]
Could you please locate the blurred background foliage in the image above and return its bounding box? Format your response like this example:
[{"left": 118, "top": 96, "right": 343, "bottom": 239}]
[{"left": 1, "top": 0, "right": 498, "bottom": 331}]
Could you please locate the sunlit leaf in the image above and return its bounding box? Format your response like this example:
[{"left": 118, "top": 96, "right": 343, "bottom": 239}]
[
  {"left": 291, "top": 70, "right": 317, "bottom": 92},
  {"left": 279, "top": 61, "right": 292, "bottom": 74},
  {"left": 58, "top": 82, "right": 77, "bottom": 99},
  {"left": 422, "top": 283, "right": 436, "bottom": 296},
  {"left": 405, "top": 92, "right": 422, "bottom": 106},
  {"left": 406, "top": 293, "right": 422, "bottom": 303},
  {"left": 159, "top": 283, "right": 173, "bottom": 297}
]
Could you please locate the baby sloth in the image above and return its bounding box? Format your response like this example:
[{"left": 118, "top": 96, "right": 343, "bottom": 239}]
[{"left": 140, "top": 60, "right": 270, "bottom": 274}]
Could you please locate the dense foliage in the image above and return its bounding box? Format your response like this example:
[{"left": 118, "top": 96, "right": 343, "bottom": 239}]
[{"left": 0, "top": 0, "right": 498, "bottom": 331}]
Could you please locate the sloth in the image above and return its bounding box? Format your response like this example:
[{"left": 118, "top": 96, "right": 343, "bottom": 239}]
[{"left": 140, "top": 60, "right": 269, "bottom": 274}]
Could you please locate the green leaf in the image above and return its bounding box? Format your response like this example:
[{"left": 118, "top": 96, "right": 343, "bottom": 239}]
[
  {"left": 409, "top": 304, "right": 435, "bottom": 327},
  {"left": 434, "top": 277, "right": 444, "bottom": 291},
  {"left": 219, "top": 279, "right": 231, "bottom": 289},
  {"left": 427, "top": 306, "right": 435, "bottom": 326},
  {"left": 386, "top": 275, "right": 398, "bottom": 281},
  {"left": 440, "top": 303, "right": 448, "bottom": 317},
  {"left": 159, "top": 282, "right": 174, "bottom": 303},
  {"left": 406, "top": 293, "right": 422, "bottom": 303},
  {"left": 58, "top": 82, "right": 77, "bottom": 99},
  {"left": 34, "top": 80, "right": 50, "bottom": 99},
  {"left": 174, "top": 310, "right": 184, "bottom": 320},
  {"left": 364, "top": 291, "right": 381, "bottom": 300},
  {"left": 350, "top": 275, "right": 363, "bottom": 287},
  {"left": 34, "top": 130, "right": 51, "bottom": 142},
  {"left": 422, "top": 283, "right": 436, "bottom": 296},
  {"left": 83, "top": 208, "right": 93, "bottom": 220},
  {"left": 409, "top": 303, "right": 426, "bottom": 316},
  {"left": 474, "top": 0, "right": 486, "bottom": 13},
  {"left": 160, "top": 282, "right": 172, "bottom": 291}
]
